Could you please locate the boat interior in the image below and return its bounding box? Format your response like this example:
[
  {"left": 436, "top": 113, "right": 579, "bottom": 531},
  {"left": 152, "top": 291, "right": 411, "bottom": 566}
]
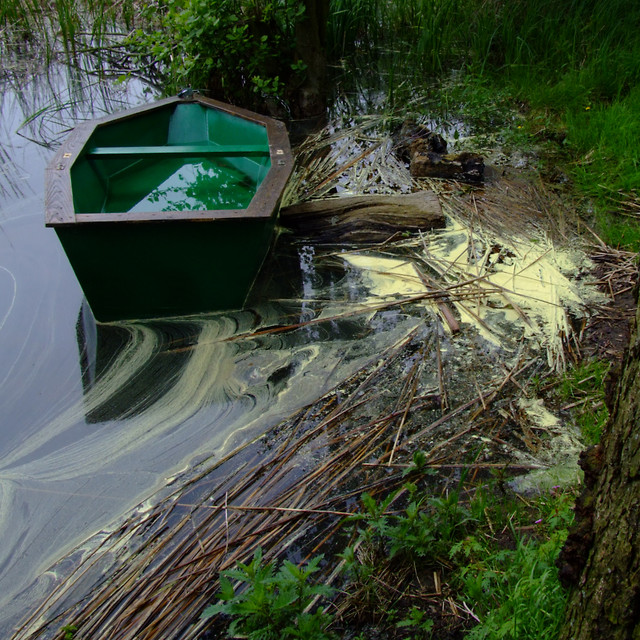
[{"left": 71, "top": 102, "right": 272, "bottom": 214}]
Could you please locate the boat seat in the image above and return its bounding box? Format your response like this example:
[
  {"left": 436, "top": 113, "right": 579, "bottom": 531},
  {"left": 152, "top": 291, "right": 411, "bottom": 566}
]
[{"left": 87, "top": 144, "right": 270, "bottom": 158}]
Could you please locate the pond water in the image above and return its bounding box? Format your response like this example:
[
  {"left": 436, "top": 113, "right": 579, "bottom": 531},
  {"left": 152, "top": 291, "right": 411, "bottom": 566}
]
[
  {"left": 0, "top": 58, "right": 427, "bottom": 637},
  {"left": 0, "top": 59, "right": 150, "bottom": 633}
]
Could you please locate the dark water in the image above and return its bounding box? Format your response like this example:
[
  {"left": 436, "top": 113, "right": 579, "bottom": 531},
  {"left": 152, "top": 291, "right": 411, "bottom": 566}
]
[{"left": 0, "top": 59, "right": 427, "bottom": 637}]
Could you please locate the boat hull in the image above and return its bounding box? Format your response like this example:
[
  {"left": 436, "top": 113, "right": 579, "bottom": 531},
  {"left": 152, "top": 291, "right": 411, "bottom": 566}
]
[{"left": 55, "top": 217, "right": 276, "bottom": 321}]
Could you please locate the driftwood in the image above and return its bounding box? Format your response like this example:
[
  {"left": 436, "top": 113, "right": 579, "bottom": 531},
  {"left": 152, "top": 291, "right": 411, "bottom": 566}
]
[
  {"left": 411, "top": 150, "right": 484, "bottom": 181},
  {"left": 280, "top": 191, "right": 445, "bottom": 244},
  {"left": 410, "top": 139, "right": 484, "bottom": 182},
  {"left": 395, "top": 123, "right": 484, "bottom": 181}
]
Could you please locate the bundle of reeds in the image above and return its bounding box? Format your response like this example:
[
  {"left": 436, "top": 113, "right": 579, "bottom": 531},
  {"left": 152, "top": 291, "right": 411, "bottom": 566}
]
[{"left": 13, "top": 315, "right": 548, "bottom": 640}]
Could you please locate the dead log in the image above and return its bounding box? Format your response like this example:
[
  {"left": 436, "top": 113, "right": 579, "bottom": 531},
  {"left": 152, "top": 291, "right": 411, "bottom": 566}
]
[
  {"left": 280, "top": 191, "right": 445, "bottom": 244},
  {"left": 393, "top": 123, "right": 484, "bottom": 181},
  {"left": 410, "top": 146, "right": 484, "bottom": 182}
]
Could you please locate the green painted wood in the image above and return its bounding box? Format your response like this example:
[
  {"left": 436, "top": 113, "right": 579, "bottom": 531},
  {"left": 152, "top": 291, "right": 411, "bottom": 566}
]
[
  {"left": 46, "top": 96, "right": 294, "bottom": 320},
  {"left": 55, "top": 217, "right": 276, "bottom": 321},
  {"left": 71, "top": 103, "right": 273, "bottom": 215},
  {"left": 88, "top": 144, "right": 270, "bottom": 158}
]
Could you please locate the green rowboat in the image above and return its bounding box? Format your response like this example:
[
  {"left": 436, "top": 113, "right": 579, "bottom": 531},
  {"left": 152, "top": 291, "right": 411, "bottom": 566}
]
[{"left": 45, "top": 95, "right": 293, "bottom": 322}]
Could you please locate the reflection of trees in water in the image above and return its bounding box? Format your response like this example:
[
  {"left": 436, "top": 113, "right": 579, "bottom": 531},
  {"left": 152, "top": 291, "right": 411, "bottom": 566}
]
[
  {"left": 0, "top": 52, "right": 149, "bottom": 201},
  {"left": 141, "top": 159, "right": 257, "bottom": 212}
]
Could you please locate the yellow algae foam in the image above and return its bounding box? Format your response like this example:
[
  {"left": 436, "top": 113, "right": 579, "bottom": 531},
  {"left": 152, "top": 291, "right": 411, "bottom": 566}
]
[
  {"left": 517, "top": 396, "right": 561, "bottom": 429},
  {"left": 419, "top": 216, "right": 604, "bottom": 371},
  {"left": 340, "top": 253, "right": 457, "bottom": 329},
  {"left": 511, "top": 397, "right": 584, "bottom": 492},
  {"left": 342, "top": 253, "right": 427, "bottom": 299}
]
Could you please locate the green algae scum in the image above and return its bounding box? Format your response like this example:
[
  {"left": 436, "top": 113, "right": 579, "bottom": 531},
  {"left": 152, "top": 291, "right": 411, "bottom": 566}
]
[{"left": 45, "top": 95, "right": 293, "bottom": 321}]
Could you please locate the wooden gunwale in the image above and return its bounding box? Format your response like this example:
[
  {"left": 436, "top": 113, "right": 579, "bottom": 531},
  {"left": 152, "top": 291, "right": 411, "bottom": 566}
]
[{"left": 45, "top": 95, "right": 294, "bottom": 227}]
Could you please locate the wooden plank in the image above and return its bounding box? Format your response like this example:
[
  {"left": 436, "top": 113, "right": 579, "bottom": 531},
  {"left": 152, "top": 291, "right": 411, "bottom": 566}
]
[
  {"left": 45, "top": 123, "right": 94, "bottom": 225},
  {"left": 87, "top": 144, "right": 270, "bottom": 158},
  {"left": 280, "top": 191, "right": 445, "bottom": 244}
]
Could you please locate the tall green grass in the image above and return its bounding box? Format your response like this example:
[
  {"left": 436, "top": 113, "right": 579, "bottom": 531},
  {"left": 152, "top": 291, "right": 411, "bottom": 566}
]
[
  {"left": 329, "top": 0, "right": 640, "bottom": 97},
  {"left": 1, "top": 0, "right": 136, "bottom": 59}
]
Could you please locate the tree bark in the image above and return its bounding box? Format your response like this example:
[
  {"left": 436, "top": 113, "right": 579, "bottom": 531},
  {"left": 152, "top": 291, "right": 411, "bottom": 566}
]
[
  {"left": 292, "top": 0, "right": 330, "bottom": 118},
  {"left": 559, "top": 296, "right": 640, "bottom": 639}
]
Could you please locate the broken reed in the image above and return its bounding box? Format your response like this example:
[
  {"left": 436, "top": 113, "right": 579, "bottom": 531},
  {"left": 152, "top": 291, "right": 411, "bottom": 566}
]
[{"left": 12, "top": 322, "right": 545, "bottom": 640}]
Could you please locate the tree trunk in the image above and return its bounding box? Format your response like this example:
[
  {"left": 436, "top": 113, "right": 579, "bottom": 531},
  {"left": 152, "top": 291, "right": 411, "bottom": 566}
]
[
  {"left": 559, "top": 296, "right": 640, "bottom": 639},
  {"left": 281, "top": 192, "right": 444, "bottom": 244},
  {"left": 292, "top": 0, "right": 329, "bottom": 118}
]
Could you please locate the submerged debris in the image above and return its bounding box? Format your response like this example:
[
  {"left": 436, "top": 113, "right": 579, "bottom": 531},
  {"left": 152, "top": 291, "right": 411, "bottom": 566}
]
[
  {"left": 411, "top": 146, "right": 485, "bottom": 181},
  {"left": 396, "top": 121, "right": 485, "bottom": 181}
]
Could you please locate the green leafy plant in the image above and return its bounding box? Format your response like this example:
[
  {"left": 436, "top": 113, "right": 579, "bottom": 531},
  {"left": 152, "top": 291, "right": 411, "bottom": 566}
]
[
  {"left": 201, "top": 548, "right": 334, "bottom": 640},
  {"left": 60, "top": 625, "right": 78, "bottom": 640},
  {"left": 343, "top": 480, "right": 477, "bottom": 573},
  {"left": 341, "top": 477, "right": 574, "bottom": 639},
  {"left": 396, "top": 605, "right": 434, "bottom": 637},
  {"left": 124, "top": 0, "right": 306, "bottom": 108},
  {"left": 458, "top": 535, "right": 568, "bottom": 640},
  {"left": 449, "top": 487, "right": 574, "bottom": 640}
]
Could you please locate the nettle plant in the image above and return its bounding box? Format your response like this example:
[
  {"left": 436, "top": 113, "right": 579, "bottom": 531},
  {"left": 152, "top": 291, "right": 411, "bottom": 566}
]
[
  {"left": 202, "top": 548, "right": 335, "bottom": 640},
  {"left": 127, "top": 0, "right": 306, "bottom": 108}
]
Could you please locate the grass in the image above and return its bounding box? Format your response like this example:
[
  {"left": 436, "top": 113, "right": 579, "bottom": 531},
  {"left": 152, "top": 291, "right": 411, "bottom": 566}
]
[
  {"left": 459, "top": 535, "right": 568, "bottom": 640},
  {"left": 562, "top": 88, "right": 640, "bottom": 248},
  {"left": 454, "top": 487, "right": 574, "bottom": 640},
  {"left": 555, "top": 360, "right": 610, "bottom": 445},
  {"left": 0, "top": 0, "right": 136, "bottom": 60}
]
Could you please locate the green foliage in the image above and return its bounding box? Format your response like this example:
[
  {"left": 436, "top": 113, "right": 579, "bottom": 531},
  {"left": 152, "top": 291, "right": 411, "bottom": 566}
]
[
  {"left": 125, "top": 0, "right": 306, "bottom": 107},
  {"left": 201, "top": 547, "right": 335, "bottom": 640},
  {"left": 60, "top": 626, "right": 77, "bottom": 640},
  {"left": 341, "top": 478, "right": 574, "bottom": 639},
  {"left": 344, "top": 482, "right": 475, "bottom": 569},
  {"left": 396, "top": 605, "right": 434, "bottom": 636},
  {"left": 456, "top": 535, "right": 568, "bottom": 640},
  {"left": 449, "top": 488, "right": 573, "bottom": 640}
]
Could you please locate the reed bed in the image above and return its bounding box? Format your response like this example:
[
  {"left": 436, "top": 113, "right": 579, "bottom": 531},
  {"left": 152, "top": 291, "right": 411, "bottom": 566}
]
[
  {"left": 12, "top": 319, "right": 549, "bottom": 640},
  {"left": 282, "top": 115, "right": 419, "bottom": 205}
]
